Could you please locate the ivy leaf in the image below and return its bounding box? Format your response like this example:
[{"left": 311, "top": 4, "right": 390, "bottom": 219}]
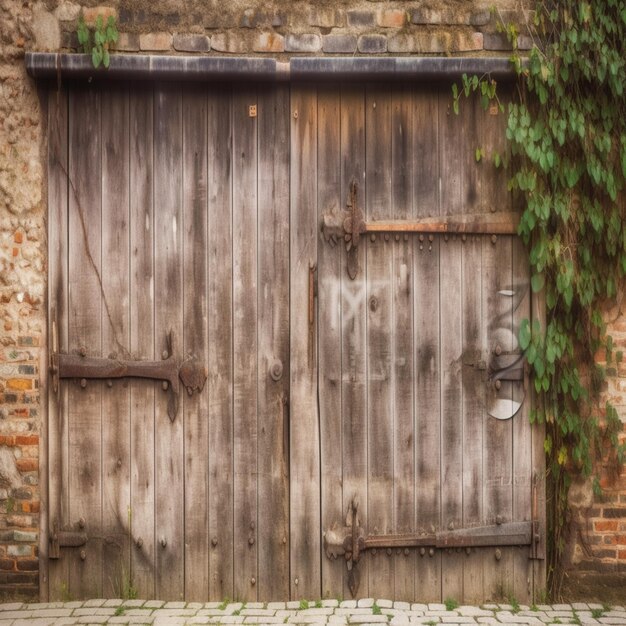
[
  {"left": 519, "top": 319, "right": 531, "bottom": 350},
  {"left": 531, "top": 273, "right": 545, "bottom": 292}
]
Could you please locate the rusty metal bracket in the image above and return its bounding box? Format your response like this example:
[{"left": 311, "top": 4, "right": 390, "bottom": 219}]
[
  {"left": 324, "top": 497, "right": 540, "bottom": 597},
  {"left": 50, "top": 331, "right": 207, "bottom": 421},
  {"left": 321, "top": 180, "right": 520, "bottom": 280},
  {"left": 49, "top": 520, "right": 87, "bottom": 559}
]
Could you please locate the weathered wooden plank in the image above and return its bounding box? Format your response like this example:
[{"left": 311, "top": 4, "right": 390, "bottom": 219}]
[
  {"left": 100, "top": 84, "right": 131, "bottom": 598},
  {"left": 461, "top": 96, "right": 485, "bottom": 604},
  {"left": 290, "top": 85, "right": 321, "bottom": 600},
  {"left": 439, "top": 84, "right": 464, "bottom": 603},
  {"left": 512, "top": 237, "right": 533, "bottom": 603},
  {"left": 182, "top": 84, "right": 209, "bottom": 601},
  {"left": 365, "top": 85, "right": 394, "bottom": 600},
  {"left": 257, "top": 85, "right": 290, "bottom": 601},
  {"left": 339, "top": 85, "right": 368, "bottom": 600},
  {"left": 317, "top": 86, "right": 344, "bottom": 599},
  {"left": 391, "top": 84, "right": 415, "bottom": 602},
  {"left": 153, "top": 82, "right": 184, "bottom": 599},
  {"left": 413, "top": 87, "right": 441, "bottom": 602},
  {"left": 47, "top": 86, "right": 69, "bottom": 602},
  {"left": 67, "top": 85, "right": 103, "bottom": 598},
  {"left": 129, "top": 86, "right": 156, "bottom": 600},
  {"left": 207, "top": 84, "right": 234, "bottom": 600},
  {"left": 482, "top": 232, "right": 514, "bottom": 601},
  {"left": 232, "top": 86, "right": 259, "bottom": 602}
]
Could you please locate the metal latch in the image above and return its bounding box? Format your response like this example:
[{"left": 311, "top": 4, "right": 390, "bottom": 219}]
[{"left": 49, "top": 520, "right": 87, "bottom": 559}]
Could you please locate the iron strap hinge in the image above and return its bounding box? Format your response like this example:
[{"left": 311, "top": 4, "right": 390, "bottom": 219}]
[{"left": 49, "top": 520, "right": 87, "bottom": 559}]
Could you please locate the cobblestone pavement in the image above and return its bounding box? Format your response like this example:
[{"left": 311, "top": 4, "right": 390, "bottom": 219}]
[{"left": 1, "top": 599, "right": 625, "bottom": 626}]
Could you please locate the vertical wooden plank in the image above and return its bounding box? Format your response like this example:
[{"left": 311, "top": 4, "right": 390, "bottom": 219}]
[
  {"left": 391, "top": 84, "right": 415, "bottom": 601},
  {"left": 67, "top": 85, "right": 102, "bottom": 598},
  {"left": 413, "top": 87, "right": 441, "bottom": 602},
  {"left": 207, "top": 85, "right": 234, "bottom": 600},
  {"left": 129, "top": 86, "right": 155, "bottom": 600},
  {"left": 365, "top": 85, "right": 394, "bottom": 600},
  {"left": 153, "top": 82, "right": 184, "bottom": 599},
  {"left": 257, "top": 85, "right": 290, "bottom": 601},
  {"left": 232, "top": 86, "right": 258, "bottom": 602},
  {"left": 290, "top": 85, "right": 320, "bottom": 600},
  {"left": 482, "top": 237, "right": 514, "bottom": 602},
  {"left": 461, "top": 96, "right": 485, "bottom": 604},
  {"left": 182, "top": 84, "right": 209, "bottom": 601},
  {"left": 47, "top": 86, "right": 69, "bottom": 601},
  {"left": 317, "top": 87, "right": 344, "bottom": 599},
  {"left": 339, "top": 85, "right": 367, "bottom": 600},
  {"left": 101, "top": 85, "right": 131, "bottom": 597},
  {"left": 438, "top": 85, "right": 464, "bottom": 603}
]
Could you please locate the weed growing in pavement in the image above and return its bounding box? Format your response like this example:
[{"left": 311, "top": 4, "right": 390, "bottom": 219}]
[
  {"left": 444, "top": 598, "right": 459, "bottom": 611},
  {"left": 114, "top": 606, "right": 126, "bottom": 616},
  {"left": 591, "top": 609, "right": 604, "bottom": 619},
  {"left": 372, "top": 602, "right": 382, "bottom": 615},
  {"left": 299, "top": 599, "right": 309, "bottom": 610}
]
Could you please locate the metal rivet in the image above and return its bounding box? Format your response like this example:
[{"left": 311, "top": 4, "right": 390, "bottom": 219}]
[
  {"left": 79, "top": 347, "right": 87, "bottom": 357},
  {"left": 495, "top": 380, "right": 501, "bottom": 390},
  {"left": 117, "top": 458, "right": 122, "bottom": 467},
  {"left": 420, "top": 547, "right": 425, "bottom": 556},
  {"left": 496, "top": 515, "right": 503, "bottom": 525},
  {"left": 428, "top": 234, "right": 434, "bottom": 242},
  {"left": 494, "top": 344, "right": 502, "bottom": 356},
  {"left": 428, "top": 245, "right": 432, "bottom": 251},
  {"left": 294, "top": 577, "right": 299, "bottom": 585},
  {"left": 396, "top": 548, "right": 401, "bottom": 555},
  {"left": 136, "top": 537, "right": 143, "bottom": 548},
  {"left": 162, "top": 381, "right": 169, "bottom": 391},
  {"left": 419, "top": 244, "right": 423, "bottom": 251},
  {"left": 466, "top": 547, "right": 471, "bottom": 555},
  {"left": 78, "top": 517, "right": 85, "bottom": 529},
  {"left": 371, "top": 234, "right": 376, "bottom": 242},
  {"left": 373, "top": 101, "right": 377, "bottom": 109},
  {"left": 495, "top": 548, "right": 502, "bottom": 561},
  {"left": 448, "top": 521, "right": 454, "bottom": 530},
  {"left": 251, "top": 577, "right": 256, "bottom": 585},
  {"left": 162, "top": 350, "right": 169, "bottom": 360},
  {"left": 372, "top": 548, "right": 377, "bottom": 555},
  {"left": 429, "top": 548, "right": 435, "bottom": 557},
  {"left": 80, "top": 378, "right": 87, "bottom": 389},
  {"left": 491, "top": 234, "right": 497, "bottom": 244},
  {"left": 384, "top": 234, "right": 389, "bottom": 241},
  {"left": 491, "top": 206, "right": 497, "bottom": 213},
  {"left": 160, "top": 537, "right": 167, "bottom": 548},
  {"left": 404, "top": 548, "right": 409, "bottom": 556},
  {"left": 462, "top": 234, "right": 467, "bottom": 242},
  {"left": 107, "top": 380, "right": 113, "bottom": 388},
  {"left": 80, "top": 549, "right": 86, "bottom": 561},
  {"left": 444, "top": 234, "right": 449, "bottom": 242},
  {"left": 250, "top": 521, "right": 255, "bottom": 530},
  {"left": 395, "top": 234, "right": 400, "bottom": 242},
  {"left": 211, "top": 537, "right": 218, "bottom": 547},
  {"left": 386, "top": 548, "right": 392, "bottom": 556},
  {"left": 248, "top": 537, "right": 255, "bottom": 545},
  {"left": 419, "top": 234, "right": 424, "bottom": 242},
  {"left": 282, "top": 536, "right": 287, "bottom": 544}
]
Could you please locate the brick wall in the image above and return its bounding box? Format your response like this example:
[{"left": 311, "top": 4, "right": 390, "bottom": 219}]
[{"left": 1, "top": 0, "right": 624, "bottom": 600}]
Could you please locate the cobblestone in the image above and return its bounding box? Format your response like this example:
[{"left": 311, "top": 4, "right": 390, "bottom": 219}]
[{"left": 0, "top": 602, "right": 622, "bottom": 626}]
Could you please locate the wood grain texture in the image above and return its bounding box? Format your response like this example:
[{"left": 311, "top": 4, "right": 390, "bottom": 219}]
[
  {"left": 47, "top": 87, "right": 69, "bottom": 601},
  {"left": 182, "top": 84, "right": 209, "bottom": 601},
  {"left": 207, "top": 85, "right": 235, "bottom": 601},
  {"left": 68, "top": 85, "right": 103, "bottom": 599},
  {"left": 289, "top": 85, "right": 321, "bottom": 600},
  {"left": 413, "top": 88, "right": 441, "bottom": 602},
  {"left": 153, "top": 83, "right": 184, "bottom": 599},
  {"left": 257, "top": 85, "right": 290, "bottom": 601},
  {"left": 129, "top": 86, "right": 156, "bottom": 600},
  {"left": 100, "top": 84, "right": 131, "bottom": 598},
  {"left": 232, "top": 86, "right": 259, "bottom": 602},
  {"left": 317, "top": 87, "right": 344, "bottom": 599},
  {"left": 391, "top": 84, "right": 415, "bottom": 601},
  {"left": 339, "top": 85, "right": 368, "bottom": 599},
  {"left": 365, "top": 85, "right": 394, "bottom": 600}
]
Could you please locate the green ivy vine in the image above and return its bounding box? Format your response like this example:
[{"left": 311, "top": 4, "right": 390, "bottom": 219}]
[
  {"left": 455, "top": 0, "right": 626, "bottom": 595},
  {"left": 76, "top": 13, "right": 118, "bottom": 69}
]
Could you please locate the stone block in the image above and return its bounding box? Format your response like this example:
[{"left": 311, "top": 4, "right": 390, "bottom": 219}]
[
  {"left": 357, "top": 34, "right": 387, "bottom": 53},
  {"left": 253, "top": 33, "right": 285, "bottom": 53},
  {"left": 32, "top": 4, "right": 61, "bottom": 51},
  {"left": 82, "top": 6, "right": 118, "bottom": 24},
  {"left": 377, "top": 9, "right": 406, "bottom": 28},
  {"left": 285, "top": 33, "right": 321, "bottom": 53},
  {"left": 347, "top": 10, "right": 376, "bottom": 28},
  {"left": 210, "top": 33, "right": 248, "bottom": 54},
  {"left": 173, "top": 34, "right": 210, "bottom": 52},
  {"left": 112, "top": 33, "right": 140, "bottom": 51},
  {"left": 139, "top": 32, "right": 173, "bottom": 51},
  {"left": 322, "top": 34, "right": 357, "bottom": 53},
  {"left": 410, "top": 7, "right": 442, "bottom": 25},
  {"left": 470, "top": 8, "right": 492, "bottom": 26},
  {"left": 309, "top": 8, "right": 345, "bottom": 28},
  {"left": 54, "top": 2, "right": 81, "bottom": 22}
]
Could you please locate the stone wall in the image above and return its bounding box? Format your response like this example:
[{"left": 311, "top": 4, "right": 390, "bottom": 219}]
[{"left": 0, "top": 0, "right": 624, "bottom": 600}]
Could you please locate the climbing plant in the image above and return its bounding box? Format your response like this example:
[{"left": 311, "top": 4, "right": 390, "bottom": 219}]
[
  {"left": 76, "top": 12, "right": 118, "bottom": 69},
  {"left": 454, "top": 0, "right": 626, "bottom": 595}
]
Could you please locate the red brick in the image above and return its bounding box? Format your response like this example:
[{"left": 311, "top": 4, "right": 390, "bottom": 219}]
[
  {"left": 14, "top": 231, "right": 23, "bottom": 244},
  {"left": 12, "top": 248, "right": 18, "bottom": 257},
  {"left": 617, "top": 535, "right": 626, "bottom": 545},
  {"left": 0, "top": 559, "right": 14, "bottom": 571},
  {"left": 253, "top": 33, "right": 284, "bottom": 53},
  {"left": 15, "top": 435, "right": 38, "bottom": 446},
  {"left": 0, "top": 435, "right": 16, "bottom": 446},
  {"left": 16, "top": 458, "right": 37, "bottom": 472},
  {"left": 82, "top": 6, "right": 118, "bottom": 24},
  {"left": 377, "top": 9, "right": 406, "bottom": 28},
  {"left": 595, "top": 520, "right": 618, "bottom": 532},
  {"left": 619, "top": 549, "right": 626, "bottom": 560},
  {"left": 7, "top": 379, "right": 32, "bottom": 391},
  {"left": 16, "top": 559, "right": 38, "bottom": 571}
]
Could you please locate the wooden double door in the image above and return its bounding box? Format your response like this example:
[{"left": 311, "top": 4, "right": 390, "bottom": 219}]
[{"left": 46, "top": 81, "right": 544, "bottom": 602}]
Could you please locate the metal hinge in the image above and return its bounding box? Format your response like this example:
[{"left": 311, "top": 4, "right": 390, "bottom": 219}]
[{"left": 49, "top": 520, "right": 87, "bottom": 559}]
